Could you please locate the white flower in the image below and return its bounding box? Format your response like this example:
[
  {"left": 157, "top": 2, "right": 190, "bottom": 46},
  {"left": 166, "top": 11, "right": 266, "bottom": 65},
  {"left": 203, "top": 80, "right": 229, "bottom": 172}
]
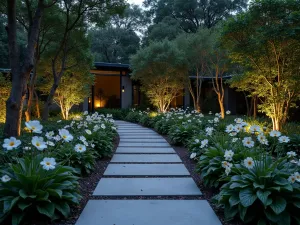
[
  {"left": 46, "top": 141, "right": 55, "bottom": 147},
  {"left": 85, "top": 129, "right": 92, "bottom": 135},
  {"left": 59, "top": 129, "right": 73, "bottom": 142},
  {"left": 226, "top": 110, "right": 231, "bottom": 115},
  {"left": 229, "top": 132, "right": 237, "bottom": 137},
  {"left": 101, "top": 124, "right": 106, "bottom": 129},
  {"left": 79, "top": 136, "right": 86, "bottom": 142},
  {"left": 234, "top": 124, "right": 243, "bottom": 133},
  {"left": 232, "top": 138, "right": 239, "bottom": 143},
  {"left": 200, "top": 139, "right": 209, "bottom": 148},
  {"left": 278, "top": 136, "right": 290, "bottom": 143},
  {"left": 287, "top": 151, "right": 297, "bottom": 158},
  {"left": 32, "top": 136, "right": 47, "bottom": 150},
  {"left": 242, "top": 137, "right": 254, "bottom": 148},
  {"left": 194, "top": 139, "right": 200, "bottom": 143},
  {"left": 214, "top": 117, "right": 219, "bottom": 123},
  {"left": 270, "top": 130, "right": 281, "bottom": 137},
  {"left": 244, "top": 157, "right": 255, "bottom": 169},
  {"left": 225, "top": 167, "right": 231, "bottom": 175},
  {"left": 57, "top": 120, "right": 62, "bottom": 123},
  {"left": 83, "top": 111, "right": 88, "bottom": 115},
  {"left": 224, "top": 150, "right": 234, "bottom": 161},
  {"left": 2, "top": 137, "right": 21, "bottom": 150},
  {"left": 222, "top": 161, "right": 233, "bottom": 169},
  {"left": 75, "top": 144, "right": 87, "bottom": 153},
  {"left": 93, "top": 125, "right": 100, "bottom": 132},
  {"left": 190, "top": 152, "right": 197, "bottom": 159},
  {"left": 257, "top": 134, "right": 268, "bottom": 145},
  {"left": 25, "top": 120, "right": 43, "bottom": 133},
  {"left": 294, "top": 172, "right": 300, "bottom": 182},
  {"left": 205, "top": 127, "right": 214, "bottom": 136},
  {"left": 234, "top": 118, "right": 243, "bottom": 124},
  {"left": 288, "top": 175, "right": 296, "bottom": 184},
  {"left": 1, "top": 175, "right": 11, "bottom": 182},
  {"left": 45, "top": 131, "right": 54, "bottom": 140},
  {"left": 225, "top": 124, "right": 234, "bottom": 133},
  {"left": 249, "top": 125, "right": 262, "bottom": 134},
  {"left": 91, "top": 143, "right": 95, "bottom": 148},
  {"left": 40, "top": 158, "right": 56, "bottom": 171},
  {"left": 53, "top": 135, "right": 62, "bottom": 142}
]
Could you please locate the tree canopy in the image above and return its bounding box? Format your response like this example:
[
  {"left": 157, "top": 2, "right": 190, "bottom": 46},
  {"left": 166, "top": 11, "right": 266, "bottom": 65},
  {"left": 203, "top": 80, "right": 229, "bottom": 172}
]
[
  {"left": 130, "top": 40, "right": 188, "bottom": 112},
  {"left": 222, "top": 0, "right": 300, "bottom": 130}
]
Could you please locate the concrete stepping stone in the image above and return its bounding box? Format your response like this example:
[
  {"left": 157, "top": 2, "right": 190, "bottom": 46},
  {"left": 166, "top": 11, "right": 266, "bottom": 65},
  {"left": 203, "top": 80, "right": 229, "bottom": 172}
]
[
  {"left": 118, "top": 131, "right": 157, "bottom": 134},
  {"left": 116, "top": 147, "right": 175, "bottom": 153},
  {"left": 118, "top": 142, "right": 170, "bottom": 147},
  {"left": 93, "top": 178, "right": 202, "bottom": 196},
  {"left": 120, "top": 139, "right": 167, "bottom": 143},
  {"left": 120, "top": 136, "right": 163, "bottom": 139},
  {"left": 76, "top": 200, "right": 222, "bottom": 225},
  {"left": 111, "top": 154, "right": 181, "bottom": 163},
  {"left": 119, "top": 134, "right": 161, "bottom": 138},
  {"left": 104, "top": 164, "right": 189, "bottom": 176}
]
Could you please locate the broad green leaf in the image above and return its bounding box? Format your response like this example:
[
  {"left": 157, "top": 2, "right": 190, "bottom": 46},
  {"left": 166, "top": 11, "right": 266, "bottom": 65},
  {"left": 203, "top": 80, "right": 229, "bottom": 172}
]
[
  {"left": 54, "top": 202, "right": 70, "bottom": 218},
  {"left": 238, "top": 204, "right": 247, "bottom": 221},
  {"left": 239, "top": 188, "right": 257, "bottom": 207},
  {"left": 253, "top": 182, "right": 264, "bottom": 189},
  {"left": 18, "top": 190, "right": 27, "bottom": 199},
  {"left": 293, "top": 201, "right": 300, "bottom": 208},
  {"left": 270, "top": 196, "right": 286, "bottom": 215},
  {"left": 37, "top": 203, "right": 55, "bottom": 218},
  {"left": 48, "top": 189, "right": 63, "bottom": 198},
  {"left": 12, "top": 213, "right": 24, "bottom": 225},
  {"left": 256, "top": 190, "right": 271, "bottom": 206},
  {"left": 18, "top": 202, "right": 32, "bottom": 211},
  {"left": 229, "top": 194, "right": 240, "bottom": 206}
]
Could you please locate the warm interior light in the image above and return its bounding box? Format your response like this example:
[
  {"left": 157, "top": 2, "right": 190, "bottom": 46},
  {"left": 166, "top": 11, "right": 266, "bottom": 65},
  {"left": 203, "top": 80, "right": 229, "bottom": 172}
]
[{"left": 122, "top": 86, "right": 125, "bottom": 93}]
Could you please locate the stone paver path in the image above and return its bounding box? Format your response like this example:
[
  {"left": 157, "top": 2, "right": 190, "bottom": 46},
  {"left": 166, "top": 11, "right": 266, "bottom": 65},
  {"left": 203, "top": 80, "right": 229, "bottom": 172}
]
[{"left": 76, "top": 121, "right": 222, "bottom": 225}]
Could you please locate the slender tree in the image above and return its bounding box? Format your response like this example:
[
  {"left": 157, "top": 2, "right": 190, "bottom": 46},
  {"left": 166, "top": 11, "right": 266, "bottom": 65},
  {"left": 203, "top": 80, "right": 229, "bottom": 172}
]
[
  {"left": 130, "top": 40, "right": 188, "bottom": 112},
  {"left": 221, "top": 0, "right": 300, "bottom": 130},
  {"left": 42, "top": 0, "right": 125, "bottom": 120}
]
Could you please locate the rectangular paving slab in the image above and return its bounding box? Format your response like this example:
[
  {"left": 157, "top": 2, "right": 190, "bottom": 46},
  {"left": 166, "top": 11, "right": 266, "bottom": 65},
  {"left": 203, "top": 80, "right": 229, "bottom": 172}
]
[
  {"left": 104, "top": 164, "right": 189, "bottom": 176},
  {"left": 93, "top": 178, "right": 202, "bottom": 196},
  {"left": 118, "top": 142, "right": 170, "bottom": 147},
  {"left": 111, "top": 154, "right": 181, "bottom": 162},
  {"left": 76, "top": 200, "right": 221, "bottom": 225},
  {"left": 116, "top": 147, "right": 175, "bottom": 153},
  {"left": 119, "top": 139, "right": 167, "bottom": 143},
  {"left": 118, "top": 131, "right": 157, "bottom": 134},
  {"left": 119, "top": 134, "right": 161, "bottom": 138}
]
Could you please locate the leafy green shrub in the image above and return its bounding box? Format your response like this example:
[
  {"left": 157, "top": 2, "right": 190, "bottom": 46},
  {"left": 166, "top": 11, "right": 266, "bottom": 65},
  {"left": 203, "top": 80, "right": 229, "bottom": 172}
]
[
  {"left": 138, "top": 114, "right": 154, "bottom": 127},
  {"left": 286, "top": 134, "right": 300, "bottom": 153},
  {"left": 124, "top": 111, "right": 141, "bottom": 123},
  {"left": 54, "top": 143, "right": 97, "bottom": 175},
  {"left": 85, "top": 131, "right": 114, "bottom": 157},
  {"left": 216, "top": 155, "right": 300, "bottom": 225},
  {"left": 154, "top": 118, "right": 174, "bottom": 135},
  {"left": 96, "top": 108, "right": 130, "bottom": 120},
  {"left": 0, "top": 155, "right": 80, "bottom": 225},
  {"left": 168, "top": 123, "right": 200, "bottom": 146}
]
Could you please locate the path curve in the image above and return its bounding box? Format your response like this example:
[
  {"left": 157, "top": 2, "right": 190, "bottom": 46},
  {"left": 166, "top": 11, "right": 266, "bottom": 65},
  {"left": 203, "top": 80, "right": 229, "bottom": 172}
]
[{"left": 76, "top": 121, "right": 222, "bottom": 225}]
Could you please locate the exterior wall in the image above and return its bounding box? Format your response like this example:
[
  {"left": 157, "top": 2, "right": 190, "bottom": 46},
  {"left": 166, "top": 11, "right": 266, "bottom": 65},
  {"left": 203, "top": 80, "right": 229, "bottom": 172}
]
[
  {"left": 121, "top": 76, "right": 132, "bottom": 108},
  {"left": 184, "top": 87, "right": 191, "bottom": 109},
  {"left": 83, "top": 98, "right": 88, "bottom": 112}
]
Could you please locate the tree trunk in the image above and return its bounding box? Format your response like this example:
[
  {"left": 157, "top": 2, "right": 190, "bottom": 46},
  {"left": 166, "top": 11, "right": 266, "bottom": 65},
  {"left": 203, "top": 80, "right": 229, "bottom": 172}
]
[
  {"left": 4, "top": 0, "right": 43, "bottom": 137},
  {"left": 253, "top": 96, "right": 257, "bottom": 119},
  {"left": 218, "top": 94, "right": 225, "bottom": 119},
  {"left": 34, "top": 90, "right": 40, "bottom": 118},
  {"left": 42, "top": 82, "right": 58, "bottom": 120}
]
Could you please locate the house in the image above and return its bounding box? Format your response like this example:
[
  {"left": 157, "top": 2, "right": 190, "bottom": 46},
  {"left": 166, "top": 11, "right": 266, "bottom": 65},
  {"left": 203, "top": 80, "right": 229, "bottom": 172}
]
[{"left": 86, "top": 62, "right": 245, "bottom": 114}]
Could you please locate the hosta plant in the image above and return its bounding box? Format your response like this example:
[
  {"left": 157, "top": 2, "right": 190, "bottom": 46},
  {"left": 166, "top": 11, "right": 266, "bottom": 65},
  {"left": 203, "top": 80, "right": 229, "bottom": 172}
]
[
  {"left": 216, "top": 155, "right": 300, "bottom": 225},
  {"left": 0, "top": 155, "right": 81, "bottom": 225},
  {"left": 168, "top": 123, "right": 200, "bottom": 146},
  {"left": 54, "top": 143, "right": 97, "bottom": 175}
]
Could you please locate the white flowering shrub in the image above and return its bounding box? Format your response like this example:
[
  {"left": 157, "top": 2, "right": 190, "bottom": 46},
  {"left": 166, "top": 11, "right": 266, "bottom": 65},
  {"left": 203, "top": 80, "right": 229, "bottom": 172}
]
[
  {"left": 0, "top": 112, "right": 117, "bottom": 224},
  {"left": 0, "top": 155, "right": 80, "bottom": 225},
  {"left": 216, "top": 154, "right": 300, "bottom": 225}
]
